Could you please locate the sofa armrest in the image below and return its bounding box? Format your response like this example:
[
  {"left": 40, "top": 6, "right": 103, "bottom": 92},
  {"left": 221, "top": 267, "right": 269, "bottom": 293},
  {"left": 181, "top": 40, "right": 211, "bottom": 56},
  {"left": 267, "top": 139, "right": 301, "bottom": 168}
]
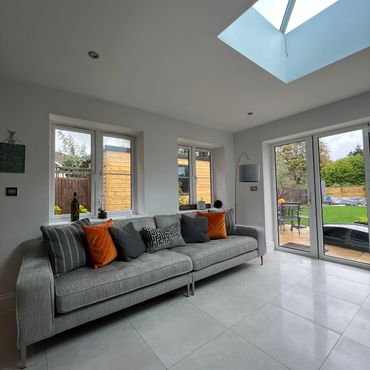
[
  {"left": 16, "top": 238, "right": 54, "bottom": 348},
  {"left": 236, "top": 225, "right": 266, "bottom": 256}
]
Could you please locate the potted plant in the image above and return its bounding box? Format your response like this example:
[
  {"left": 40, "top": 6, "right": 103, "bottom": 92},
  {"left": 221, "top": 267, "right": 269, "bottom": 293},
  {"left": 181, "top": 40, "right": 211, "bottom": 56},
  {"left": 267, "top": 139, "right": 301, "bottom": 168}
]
[{"left": 97, "top": 197, "right": 107, "bottom": 219}]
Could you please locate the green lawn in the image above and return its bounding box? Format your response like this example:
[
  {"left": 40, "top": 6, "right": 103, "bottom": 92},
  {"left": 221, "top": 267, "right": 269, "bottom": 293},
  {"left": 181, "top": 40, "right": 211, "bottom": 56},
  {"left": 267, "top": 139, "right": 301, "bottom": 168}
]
[{"left": 299, "top": 205, "right": 367, "bottom": 226}]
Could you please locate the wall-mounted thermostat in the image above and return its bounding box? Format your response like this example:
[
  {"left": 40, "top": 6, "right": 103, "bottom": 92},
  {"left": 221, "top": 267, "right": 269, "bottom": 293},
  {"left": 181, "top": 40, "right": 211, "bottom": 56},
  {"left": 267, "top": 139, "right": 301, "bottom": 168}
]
[
  {"left": 250, "top": 186, "right": 258, "bottom": 191},
  {"left": 5, "top": 187, "right": 18, "bottom": 196}
]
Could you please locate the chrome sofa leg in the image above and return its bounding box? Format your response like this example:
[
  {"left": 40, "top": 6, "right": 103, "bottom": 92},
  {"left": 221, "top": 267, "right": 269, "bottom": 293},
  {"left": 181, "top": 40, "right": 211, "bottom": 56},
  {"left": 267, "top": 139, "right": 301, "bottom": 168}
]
[
  {"left": 260, "top": 256, "right": 264, "bottom": 266},
  {"left": 186, "top": 283, "right": 190, "bottom": 297},
  {"left": 20, "top": 346, "right": 26, "bottom": 369},
  {"left": 191, "top": 281, "right": 195, "bottom": 296}
]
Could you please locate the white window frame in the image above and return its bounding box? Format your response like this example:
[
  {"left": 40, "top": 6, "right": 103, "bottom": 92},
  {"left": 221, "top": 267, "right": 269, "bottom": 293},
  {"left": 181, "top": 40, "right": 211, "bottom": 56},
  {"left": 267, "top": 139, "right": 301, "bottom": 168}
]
[
  {"left": 178, "top": 145, "right": 214, "bottom": 207},
  {"left": 50, "top": 123, "right": 135, "bottom": 221}
]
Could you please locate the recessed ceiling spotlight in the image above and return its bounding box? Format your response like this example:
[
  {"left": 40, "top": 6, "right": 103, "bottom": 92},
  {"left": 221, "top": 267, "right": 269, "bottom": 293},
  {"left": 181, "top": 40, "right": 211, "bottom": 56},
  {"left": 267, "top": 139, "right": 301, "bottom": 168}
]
[
  {"left": 88, "top": 50, "right": 100, "bottom": 59},
  {"left": 247, "top": 112, "right": 254, "bottom": 116}
]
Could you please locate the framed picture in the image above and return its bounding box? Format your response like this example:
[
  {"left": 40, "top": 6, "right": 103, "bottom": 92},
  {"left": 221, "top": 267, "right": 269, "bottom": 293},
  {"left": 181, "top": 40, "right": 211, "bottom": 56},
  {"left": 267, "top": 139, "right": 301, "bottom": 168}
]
[{"left": 0, "top": 143, "right": 26, "bottom": 173}]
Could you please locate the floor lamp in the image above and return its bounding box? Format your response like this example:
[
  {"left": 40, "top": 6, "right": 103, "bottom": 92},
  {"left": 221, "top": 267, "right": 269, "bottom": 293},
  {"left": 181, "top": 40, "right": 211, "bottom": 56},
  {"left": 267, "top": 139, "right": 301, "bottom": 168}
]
[{"left": 235, "top": 153, "right": 261, "bottom": 225}]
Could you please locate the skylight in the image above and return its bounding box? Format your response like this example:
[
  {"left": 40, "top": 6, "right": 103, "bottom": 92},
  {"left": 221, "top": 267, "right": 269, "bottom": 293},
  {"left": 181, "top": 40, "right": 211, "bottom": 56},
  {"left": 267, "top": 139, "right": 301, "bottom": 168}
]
[
  {"left": 218, "top": 0, "right": 370, "bottom": 83},
  {"left": 253, "top": 0, "right": 338, "bottom": 34},
  {"left": 286, "top": 0, "right": 338, "bottom": 33},
  {"left": 253, "top": 0, "right": 289, "bottom": 31}
]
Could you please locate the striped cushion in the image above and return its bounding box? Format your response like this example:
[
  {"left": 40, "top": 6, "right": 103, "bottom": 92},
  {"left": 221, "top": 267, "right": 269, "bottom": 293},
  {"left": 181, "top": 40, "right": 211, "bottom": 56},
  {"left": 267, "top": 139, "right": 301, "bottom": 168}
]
[{"left": 40, "top": 218, "right": 91, "bottom": 277}]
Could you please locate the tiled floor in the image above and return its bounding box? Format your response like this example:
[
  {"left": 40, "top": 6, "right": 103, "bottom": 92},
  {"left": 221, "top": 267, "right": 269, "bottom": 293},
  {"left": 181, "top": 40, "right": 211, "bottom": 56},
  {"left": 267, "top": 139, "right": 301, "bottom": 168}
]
[{"left": 3, "top": 250, "right": 370, "bottom": 369}]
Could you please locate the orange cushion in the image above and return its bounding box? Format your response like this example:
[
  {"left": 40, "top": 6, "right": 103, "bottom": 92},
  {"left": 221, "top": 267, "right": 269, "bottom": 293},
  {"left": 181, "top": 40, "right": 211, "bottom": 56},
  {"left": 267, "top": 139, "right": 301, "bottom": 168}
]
[
  {"left": 83, "top": 220, "right": 117, "bottom": 269},
  {"left": 197, "top": 212, "right": 227, "bottom": 240}
]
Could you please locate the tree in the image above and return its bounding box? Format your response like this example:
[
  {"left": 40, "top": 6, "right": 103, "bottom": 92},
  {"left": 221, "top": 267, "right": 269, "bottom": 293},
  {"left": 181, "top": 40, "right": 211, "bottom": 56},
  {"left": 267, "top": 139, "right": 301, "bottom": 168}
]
[
  {"left": 275, "top": 142, "right": 307, "bottom": 188},
  {"left": 321, "top": 153, "right": 365, "bottom": 186},
  {"left": 348, "top": 143, "right": 363, "bottom": 157},
  {"left": 57, "top": 131, "right": 90, "bottom": 168}
]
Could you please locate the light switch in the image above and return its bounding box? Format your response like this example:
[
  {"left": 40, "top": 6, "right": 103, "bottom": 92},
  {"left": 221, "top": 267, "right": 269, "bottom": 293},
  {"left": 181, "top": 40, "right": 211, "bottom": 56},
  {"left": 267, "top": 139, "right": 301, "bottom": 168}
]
[{"left": 5, "top": 187, "right": 18, "bottom": 196}]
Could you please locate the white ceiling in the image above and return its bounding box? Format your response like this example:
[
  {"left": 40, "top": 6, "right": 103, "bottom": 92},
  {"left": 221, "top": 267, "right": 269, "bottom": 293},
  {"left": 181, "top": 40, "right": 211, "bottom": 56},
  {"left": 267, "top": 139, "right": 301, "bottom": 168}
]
[{"left": 1, "top": 0, "right": 370, "bottom": 133}]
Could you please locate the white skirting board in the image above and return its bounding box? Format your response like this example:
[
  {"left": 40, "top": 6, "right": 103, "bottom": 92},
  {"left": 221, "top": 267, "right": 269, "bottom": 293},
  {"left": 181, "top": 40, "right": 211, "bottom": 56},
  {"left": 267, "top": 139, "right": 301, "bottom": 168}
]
[
  {"left": 266, "top": 240, "right": 275, "bottom": 252},
  {"left": 0, "top": 291, "right": 15, "bottom": 313}
]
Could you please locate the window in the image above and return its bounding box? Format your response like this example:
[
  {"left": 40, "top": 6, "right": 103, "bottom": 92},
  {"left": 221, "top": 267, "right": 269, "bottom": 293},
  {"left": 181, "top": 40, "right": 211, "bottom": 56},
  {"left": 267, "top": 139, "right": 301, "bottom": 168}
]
[
  {"left": 51, "top": 124, "right": 134, "bottom": 219},
  {"left": 178, "top": 145, "right": 213, "bottom": 209},
  {"left": 253, "top": 0, "right": 338, "bottom": 34}
]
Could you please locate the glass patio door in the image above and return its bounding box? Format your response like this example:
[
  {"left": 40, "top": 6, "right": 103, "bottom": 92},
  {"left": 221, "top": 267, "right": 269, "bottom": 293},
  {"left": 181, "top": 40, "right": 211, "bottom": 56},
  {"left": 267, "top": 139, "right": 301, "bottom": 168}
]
[
  {"left": 273, "top": 138, "right": 318, "bottom": 256},
  {"left": 315, "top": 127, "right": 370, "bottom": 266}
]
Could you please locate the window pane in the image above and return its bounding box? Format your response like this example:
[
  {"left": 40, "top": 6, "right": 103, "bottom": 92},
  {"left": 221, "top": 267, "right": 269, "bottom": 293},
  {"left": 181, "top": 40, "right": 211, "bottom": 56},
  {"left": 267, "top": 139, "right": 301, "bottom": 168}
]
[
  {"left": 54, "top": 128, "right": 92, "bottom": 215},
  {"left": 103, "top": 136, "right": 132, "bottom": 211},
  {"left": 195, "top": 150, "right": 212, "bottom": 203},
  {"left": 178, "top": 146, "right": 191, "bottom": 206},
  {"left": 286, "top": 0, "right": 338, "bottom": 34},
  {"left": 253, "top": 0, "right": 289, "bottom": 30}
]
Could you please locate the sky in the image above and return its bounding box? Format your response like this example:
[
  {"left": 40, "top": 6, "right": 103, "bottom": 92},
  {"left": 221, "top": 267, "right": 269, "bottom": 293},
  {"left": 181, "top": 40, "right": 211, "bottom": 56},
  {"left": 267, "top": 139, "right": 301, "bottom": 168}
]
[
  {"left": 55, "top": 129, "right": 130, "bottom": 156},
  {"left": 320, "top": 129, "right": 363, "bottom": 161},
  {"left": 253, "top": 0, "right": 338, "bottom": 33}
]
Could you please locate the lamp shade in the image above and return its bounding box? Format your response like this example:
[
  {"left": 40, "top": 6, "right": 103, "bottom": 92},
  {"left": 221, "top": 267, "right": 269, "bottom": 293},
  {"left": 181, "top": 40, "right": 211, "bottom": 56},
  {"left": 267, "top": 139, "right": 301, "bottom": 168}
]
[{"left": 239, "top": 164, "right": 260, "bottom": 182}]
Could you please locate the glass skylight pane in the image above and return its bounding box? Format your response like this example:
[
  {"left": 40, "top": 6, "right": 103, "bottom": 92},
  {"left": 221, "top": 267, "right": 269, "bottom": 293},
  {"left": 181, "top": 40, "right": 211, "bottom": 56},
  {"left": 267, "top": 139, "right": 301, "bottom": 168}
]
[
  {"left": 285, "top": 0, "right": 338, "bottom": 33},
  {"left": 253, "top": 0, "right": 289, "bottom": 30}
]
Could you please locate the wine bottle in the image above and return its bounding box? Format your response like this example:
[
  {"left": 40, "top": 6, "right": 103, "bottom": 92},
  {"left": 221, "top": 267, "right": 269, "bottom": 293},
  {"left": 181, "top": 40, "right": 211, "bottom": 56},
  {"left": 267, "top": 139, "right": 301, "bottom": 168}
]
[{"left": 70, "top": 192, "right": 80, "bottom": 222}]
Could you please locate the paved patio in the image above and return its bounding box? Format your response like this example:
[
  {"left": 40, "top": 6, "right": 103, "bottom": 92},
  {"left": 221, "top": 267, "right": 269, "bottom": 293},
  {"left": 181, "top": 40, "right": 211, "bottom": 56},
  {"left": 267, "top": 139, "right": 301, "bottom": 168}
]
[{"left": 279, "top": 225, "right": 370, "bottom": 264}]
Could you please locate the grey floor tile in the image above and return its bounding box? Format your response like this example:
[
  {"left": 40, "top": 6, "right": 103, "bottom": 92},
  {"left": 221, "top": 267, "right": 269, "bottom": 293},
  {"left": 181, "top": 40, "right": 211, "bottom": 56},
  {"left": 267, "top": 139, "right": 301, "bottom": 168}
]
[
  {"left": 170, "top": 330, "right": 287, "bottom": 370},
  {"left": 297, "top": 273, "right": 370, "bottom": 305},
  {"left": 344, "top": 306, "right": 370, "bottom": 348},
  {"left": 189, "top": 281, "right": 265, "bottom": 327},
  {"left": 319, "top": 263, "right": 370, "bottom": 286},
  {"left": 361, "top": 293, "right": 370, "bottom": 309},
  {"left": 47, "top": 321, "right": 165, "bottom": 370},
  {"left": 232, "top": 303, "right": 339, "bottom": 370},
  {"left": 129, "top": 300, "right": 226, "bottom": 368},
  {"left": 321, "top": 337, "right": 370, "bottom": 370},
  {"left": 271, "top": 285, "right": 359, "bottom": 333}
]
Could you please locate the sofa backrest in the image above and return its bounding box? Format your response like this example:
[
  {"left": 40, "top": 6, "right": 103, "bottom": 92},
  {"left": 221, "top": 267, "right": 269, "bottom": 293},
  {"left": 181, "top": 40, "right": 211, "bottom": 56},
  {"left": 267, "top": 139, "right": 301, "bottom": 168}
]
[
  {"left": 114, "top": 217, "right": 155, "bottom": 232},
  {"left": 154, "top": 214, "right": 181, "bottom": 229}
]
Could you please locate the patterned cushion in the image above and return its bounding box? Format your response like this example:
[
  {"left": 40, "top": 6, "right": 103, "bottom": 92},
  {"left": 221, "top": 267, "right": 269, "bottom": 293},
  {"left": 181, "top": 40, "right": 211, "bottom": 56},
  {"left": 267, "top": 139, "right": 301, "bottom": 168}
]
[
  {"left": 40, "top": 218, "right": 91, "bottom": 277},
  {"left": 141, "top": 224, "right": 185, "bottom": 253}
]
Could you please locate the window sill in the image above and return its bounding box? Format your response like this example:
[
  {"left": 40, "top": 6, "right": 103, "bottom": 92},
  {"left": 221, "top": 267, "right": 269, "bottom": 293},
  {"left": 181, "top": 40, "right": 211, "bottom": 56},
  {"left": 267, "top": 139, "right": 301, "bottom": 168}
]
[{"left": 47, "top": 213, "right": 147, "bottom": 226}]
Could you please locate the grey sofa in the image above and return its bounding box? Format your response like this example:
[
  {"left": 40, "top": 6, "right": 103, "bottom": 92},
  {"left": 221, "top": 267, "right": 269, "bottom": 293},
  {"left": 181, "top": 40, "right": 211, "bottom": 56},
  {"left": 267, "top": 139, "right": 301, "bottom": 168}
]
[{"left": 16, "top": 214, "right": 265, "bottom": 368}]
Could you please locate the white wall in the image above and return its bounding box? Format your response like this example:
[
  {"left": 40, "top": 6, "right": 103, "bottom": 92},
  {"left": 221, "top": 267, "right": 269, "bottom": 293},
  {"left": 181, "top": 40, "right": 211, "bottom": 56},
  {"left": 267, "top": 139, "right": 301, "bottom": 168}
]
[
  {"left": 234, "top": 91, "right": 370, "bottom": 248},
  {"left": 0, "top": 76, "right": 235, "bottom": 306}
]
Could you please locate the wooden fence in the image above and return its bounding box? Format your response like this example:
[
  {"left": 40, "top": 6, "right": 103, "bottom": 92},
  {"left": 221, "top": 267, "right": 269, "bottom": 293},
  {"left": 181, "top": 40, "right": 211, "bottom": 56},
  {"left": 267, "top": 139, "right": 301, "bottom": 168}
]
[
  {"left": 55, "top": 177, "right": 91, "bottom": 214},
  {"left": 103, "top": 151, "right": 131, "bottom": 211},
  {"left": 325, "top": 186, "right": 366, "bottom": 197},
  {"left": 178, "top": 157, "right": 212, "bottom": 204}
]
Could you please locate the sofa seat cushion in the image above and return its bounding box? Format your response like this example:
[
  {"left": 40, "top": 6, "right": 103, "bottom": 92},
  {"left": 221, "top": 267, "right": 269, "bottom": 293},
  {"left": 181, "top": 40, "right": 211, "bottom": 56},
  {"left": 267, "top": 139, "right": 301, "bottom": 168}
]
[
  {"left": 172, "top": 236, "right": 257, "bottom": 271},
  {"left": 55, "top": 250, "right": 193, "bottom": 313}
]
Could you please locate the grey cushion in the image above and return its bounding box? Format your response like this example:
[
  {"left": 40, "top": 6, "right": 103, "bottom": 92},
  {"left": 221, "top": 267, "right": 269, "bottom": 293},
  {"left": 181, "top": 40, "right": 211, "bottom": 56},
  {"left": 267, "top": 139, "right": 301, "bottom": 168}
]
[
  {"left": 54, "top": 250, "right": 193, "bottom": 313},
  {"left": 172, "top": 235, "right": 257, "bottom": 271},
  {"left": 181, "top": 214, "right": 209, "bottom": 243},
  {"left": 109, "top": 223, "right": 146, "bottom": 261},
  {"left": 155, "top": 214, "right": 181, "bottom": 229},
  {"left": 40, "top": 218, "right": 91, "bottom": 277},
  {"left": 114, "top": 217, "right": 156, "bottom": 232},
  {"left": 141, "top": 224, "right": 185, "bottom": 252}
]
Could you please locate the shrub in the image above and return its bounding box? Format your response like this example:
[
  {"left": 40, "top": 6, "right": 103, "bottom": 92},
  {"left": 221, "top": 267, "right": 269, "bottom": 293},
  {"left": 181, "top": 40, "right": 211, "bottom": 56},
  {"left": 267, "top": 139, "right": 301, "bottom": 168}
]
[{"left": 54, "top": 205, "right": 62, "bottom": 215}]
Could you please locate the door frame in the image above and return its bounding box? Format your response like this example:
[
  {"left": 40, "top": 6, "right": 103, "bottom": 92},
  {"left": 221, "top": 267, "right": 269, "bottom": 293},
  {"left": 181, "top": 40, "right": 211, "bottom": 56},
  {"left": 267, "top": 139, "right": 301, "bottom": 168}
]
[
  {"left": 312, "top": 123, "right": 370, "bottom": 269},
  {"left": 271, "top": 136, "right": 319, "bottom": 258}
]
